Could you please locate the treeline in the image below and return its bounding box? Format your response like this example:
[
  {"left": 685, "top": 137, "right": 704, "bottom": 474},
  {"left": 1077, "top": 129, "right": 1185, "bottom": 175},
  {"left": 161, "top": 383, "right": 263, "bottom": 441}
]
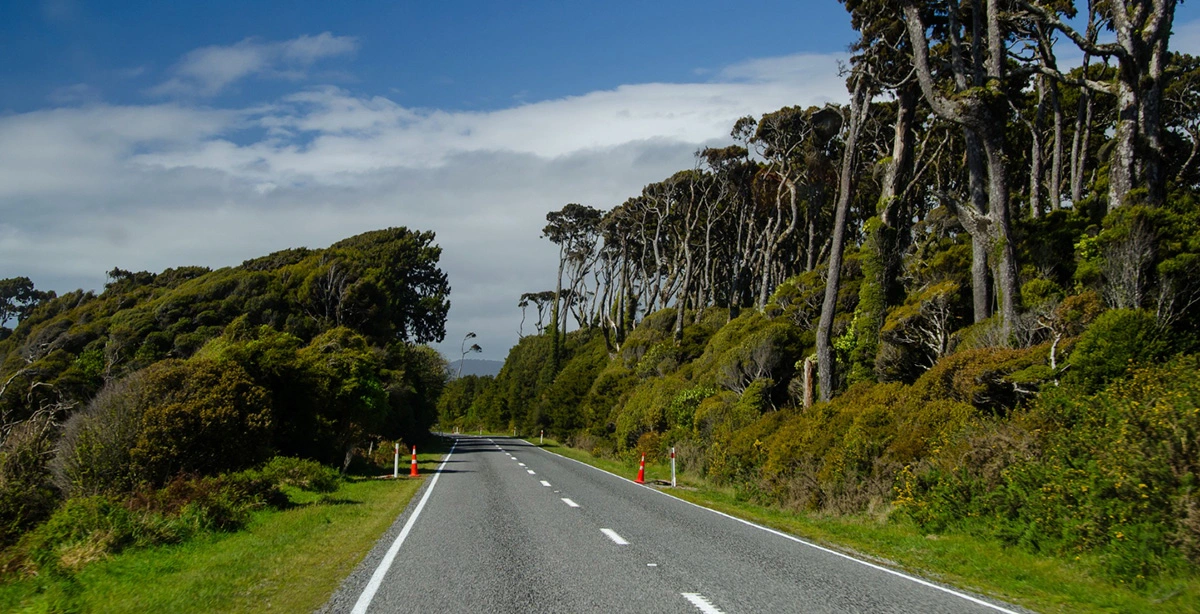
[
  {"left": 440, "top": 0, "right": 1200, "bottom": 586},
  {"left": 0, "top": 228, "right": 451, "bottom": 566}
]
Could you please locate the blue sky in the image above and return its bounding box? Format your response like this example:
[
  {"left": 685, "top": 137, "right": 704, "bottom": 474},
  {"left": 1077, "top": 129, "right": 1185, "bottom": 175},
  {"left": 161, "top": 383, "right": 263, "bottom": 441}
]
[
  {"left": 1, "top": 1, "right": 1197, "bottom": 361},
  {"left": 1, "top": 1, "right": 856, "bottom": 112}
]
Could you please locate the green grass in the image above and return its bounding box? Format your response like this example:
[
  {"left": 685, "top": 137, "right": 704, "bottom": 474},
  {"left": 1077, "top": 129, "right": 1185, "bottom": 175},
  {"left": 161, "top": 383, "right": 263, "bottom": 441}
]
[
  {"left": 0, "top": 444, "right": 450, "bottom": 613},
  {"left": 528, "top": 437, "right": 1200, "bottom": 614}
]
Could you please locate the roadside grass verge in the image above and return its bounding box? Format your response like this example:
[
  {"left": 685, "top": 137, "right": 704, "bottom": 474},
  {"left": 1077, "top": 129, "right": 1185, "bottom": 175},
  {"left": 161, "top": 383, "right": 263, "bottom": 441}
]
[
  {"left": 528, "top": 437, "right": 1200, "bottom": 614},
  {"left": 0, "top": 443, "right": 450, "bottom": 613}
]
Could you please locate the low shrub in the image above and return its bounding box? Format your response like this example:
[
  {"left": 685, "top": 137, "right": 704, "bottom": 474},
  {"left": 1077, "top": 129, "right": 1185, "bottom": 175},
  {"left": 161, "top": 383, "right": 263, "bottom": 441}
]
[
  {"left": 51, "top": 373, "right": 147, "bottom": 498},
  {"left": 1064, "top": 308, "right": 1173, "bottom": 393},
  {"left": 0, "top": 418, "right": 59, "bottom": 548},
  {"left": 259, "top": 456, "right": 340, "bottom": 493},
  {"left": 21, "top": 496, "right": 143, "bottom": 575},
  {"left": 901, "top": 355, "right": 1200, "bottom": 584},
  {"left": 130, "top": 471, "right": 286, "bottom": 531}
]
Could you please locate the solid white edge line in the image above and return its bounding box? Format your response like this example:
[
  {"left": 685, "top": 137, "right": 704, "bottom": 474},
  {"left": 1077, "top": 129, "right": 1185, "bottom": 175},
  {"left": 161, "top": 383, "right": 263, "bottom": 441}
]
[
  {"left": 350, "top": 440, "right": 457, "bottom": 614},
  {"left": 681, "top": 592, "right": 724, "bottom": 614},
  {"left": 525, "top": 441, "right": 1022, "bottom": 614},
  {"left": 600, "top": 528, "right": 630, "bottom": 545}
]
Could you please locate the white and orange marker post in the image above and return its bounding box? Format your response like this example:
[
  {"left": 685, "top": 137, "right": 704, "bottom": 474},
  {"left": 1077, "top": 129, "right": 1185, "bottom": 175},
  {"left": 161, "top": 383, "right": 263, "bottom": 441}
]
[
  {"left": 670, "top": 447, "right": 676, "bottom": 488},
  {"left": 540, "top": 430, "right": 544, "bottom": 444},
  {"left": 410, "top": 446, "right": 419, "bottom": 477},
  {"left": 393, "top": 442, "right": 399, "bottom": 478}
]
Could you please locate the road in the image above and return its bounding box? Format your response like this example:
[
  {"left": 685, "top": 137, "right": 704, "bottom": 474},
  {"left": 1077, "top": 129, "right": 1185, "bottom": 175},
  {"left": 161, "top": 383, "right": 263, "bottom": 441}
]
[{"left": 322, "top": 435, "right": 1027, "bottom": 613}]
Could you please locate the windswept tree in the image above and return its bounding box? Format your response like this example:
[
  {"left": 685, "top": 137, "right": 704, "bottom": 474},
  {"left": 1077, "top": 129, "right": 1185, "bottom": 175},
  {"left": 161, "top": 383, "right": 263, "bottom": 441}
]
[
  {"left": 1018, "top": 0, "right": 1178, "bottom": 209},
  {"left": 518, "top": 291, "right": 556, "bottom": 337},
  {"left": 542, "top": 204, "right": 603, "bottom": 365},
  {"left": 901, "top": 0, "right": 1022, "bottom": 339},
  {"left": 816, "top": 70, "right": 872, "bottom": 401},
  {"left": 0, "top": 277, "right": 54, "bottom": 330}
]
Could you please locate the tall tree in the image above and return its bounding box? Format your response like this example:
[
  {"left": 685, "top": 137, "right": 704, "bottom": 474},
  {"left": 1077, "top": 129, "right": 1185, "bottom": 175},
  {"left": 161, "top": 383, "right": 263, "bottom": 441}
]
[
  {"left": 817, "top": 73, "right": 871, "bottom": 401},
  {"left": 0, "top": 277, "right": 53, "bottom": 329},
  {"left": 1020, "top": 0, "right": 1178, "bottom": 209},
  {"left": 902, "top": 0, "right": 1022, "bottom": 339},
  {"left": 542, "top": 204, "right": 603, "bottom": 366}
]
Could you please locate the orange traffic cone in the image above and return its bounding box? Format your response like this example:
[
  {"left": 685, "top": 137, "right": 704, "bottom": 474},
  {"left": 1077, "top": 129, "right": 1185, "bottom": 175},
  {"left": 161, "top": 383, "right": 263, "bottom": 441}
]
[
  {"left": 410, "top": 446, "right": 419, "bottom": 477},
  {"left": 635, "top": 453, "right": 646, "bottom": 484}
]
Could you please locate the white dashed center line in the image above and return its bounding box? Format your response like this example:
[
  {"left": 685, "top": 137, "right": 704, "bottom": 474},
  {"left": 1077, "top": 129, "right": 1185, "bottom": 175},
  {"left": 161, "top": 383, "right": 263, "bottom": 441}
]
[
  {"left": 561, "top": 498, "right": 580, "bottom": 508},
  {"left": 518, "top": 462, "right": 526, "bottom": 466},
  {"left": 540, "top": 480, "right": 551, "bottom": 487},
  {"left": 681, "top": 593, "right": 724, "bottom": 614},
  {"left": 600, "top": 529, "right": 629, "bottom": 545},
  {"left": 527, "top": 469, "right": 536, "bottom": 475}
]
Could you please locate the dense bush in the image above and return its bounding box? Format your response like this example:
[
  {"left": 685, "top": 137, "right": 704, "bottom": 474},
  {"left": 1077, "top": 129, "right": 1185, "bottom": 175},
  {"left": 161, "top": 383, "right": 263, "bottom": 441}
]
[
  {"left": 437, "top": 375, "right": 493, "bottom": 428},
  {"left": 539, "top": 334, "right": 609, "bottom": 435},
  {"left": 1064, "top": 308, "right": 1173, "bottom": 393},
  {"left": 21, "top": 495, "right": 147, "bottom": 575},
  {"left": 19, "top": 468, "right": 289, "bottom": 576},
  {"left": 0, "top": 418, "right": 59, "bottom": 548},
  {"left": 129, "top": 359, "right": 273, "bottom": 485},
  {"left": 258, "top": 456, "right": 340, "bottom": 493},
  {"left": 902, "top": 356, "right": 1200, "bottom": 583},
  {"left": 51, "top": 373, "right": 148, "bottom": 498}
]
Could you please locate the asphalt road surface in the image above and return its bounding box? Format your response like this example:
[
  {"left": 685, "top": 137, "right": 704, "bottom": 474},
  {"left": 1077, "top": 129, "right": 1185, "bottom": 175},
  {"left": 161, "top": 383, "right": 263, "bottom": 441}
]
[{"left": 322, "top": 435, "right": 1027, "bottom": 614}]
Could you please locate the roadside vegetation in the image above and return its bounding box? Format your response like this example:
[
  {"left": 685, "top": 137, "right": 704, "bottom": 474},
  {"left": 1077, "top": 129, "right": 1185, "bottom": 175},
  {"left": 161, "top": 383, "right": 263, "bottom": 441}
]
[
  {"left": 3, "top": 1, "right": 1199, "bottom": 611},
  {"left": 0, "top": 447, "right": 447, "bottom": 613},
  {"left": 437, "top": 1, "right": 1200, "bottom": 609},
  {"left": 0, "top": 228, "right": 453, "bottom": 609}
]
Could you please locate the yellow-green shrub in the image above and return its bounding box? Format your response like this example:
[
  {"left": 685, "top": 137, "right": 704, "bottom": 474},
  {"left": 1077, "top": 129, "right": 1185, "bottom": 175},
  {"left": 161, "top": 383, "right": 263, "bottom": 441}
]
[
  {"left": 904, "top": 355, "right": 1200, "bottom": 584},
  {"left": 130, "top": 359, "right": 273, "bottom": 484}
]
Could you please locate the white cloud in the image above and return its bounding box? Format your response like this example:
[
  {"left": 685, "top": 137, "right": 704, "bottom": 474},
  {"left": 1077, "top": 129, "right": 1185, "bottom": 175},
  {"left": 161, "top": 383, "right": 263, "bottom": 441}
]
[
  {"left": 0, "top": 51, "right": 847, "bottom": 359},
  {"left": 148, "top": 32, "right": 358, "bottom": 97}
]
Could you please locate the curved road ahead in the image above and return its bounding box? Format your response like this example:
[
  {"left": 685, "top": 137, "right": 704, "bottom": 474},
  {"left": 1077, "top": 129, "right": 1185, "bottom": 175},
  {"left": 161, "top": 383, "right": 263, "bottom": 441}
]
[{"left": 323, "top": 435, "right": 1027, "bottom": 613}]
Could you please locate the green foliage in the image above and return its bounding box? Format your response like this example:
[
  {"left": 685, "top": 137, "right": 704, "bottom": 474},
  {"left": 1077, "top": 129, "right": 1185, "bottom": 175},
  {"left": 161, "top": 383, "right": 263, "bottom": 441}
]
[
  {"left": 765, "top": 270, "right": 824, "bottom": 330},
  {"left": 21, "top": 495, "right": 144, "bottom": 575},
  {"left": 911, "top": 344, "right": 1052, "bottom": 415},
  {"left": 667, "top": 386, "right": 717, "bottom": 430},
  {"left": 0, "top": 229, "right": 453, "bottom": 560},
  {"left": 619, "top": 308, "right": 677, "bottom": 369},
  {"left": 256, "top": 457, "right": 340, "bottom": 493},
  {"left": 541, "top": 334, "right": 609, "bottom": 435},
  {"left": 52, "top": 373, "right": 148, "bottom": 498},
  {"left": 750, "top": 381, "right": 976, "bottom": 513},
  {"left": 130, "top": 359, "right": 274, "bottom": 485},
  {"left": 0, "top": 419, "right": 59, "bottom": 549},
  {"left": 0, "top": 277, "right": 54, "bottom": 328},
  {"left": 692, "top": 311, "right": 804, "bottom": 397},
  {"left": 1065, "top": 309, "right": 1173, "bottom": 393},
  {"left": 615, "top": 376, "right": 685, "bottom": 453},
  {"left": 437, "top": 375, "right": 493, "bottom": 427},
  {"left": 295, "top": 328, "right": 388, "bottom": 467},
  {"left": 580, "top": 361, "right": 636, "bottom": 431},
  {"left": 903, "top": 356, "right": 1200, "bottom": 583},
  {"left": 0, "top": 228, "right": 450, "bottom": 449},
  {"left": 19, "top": 469, "right": 288, "bottom": 577},
  {"left": 635, "top": 341, "right": 678, "bottom": 378},
  {"left": 477, "top": 333, "right": 555, "bottom": 431}
]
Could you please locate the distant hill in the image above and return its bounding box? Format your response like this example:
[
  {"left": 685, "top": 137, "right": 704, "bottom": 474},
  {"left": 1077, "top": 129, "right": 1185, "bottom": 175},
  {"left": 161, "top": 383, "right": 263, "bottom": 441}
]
[{"left": 448, "top": 358, "right": 503, "bottom": 378}]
